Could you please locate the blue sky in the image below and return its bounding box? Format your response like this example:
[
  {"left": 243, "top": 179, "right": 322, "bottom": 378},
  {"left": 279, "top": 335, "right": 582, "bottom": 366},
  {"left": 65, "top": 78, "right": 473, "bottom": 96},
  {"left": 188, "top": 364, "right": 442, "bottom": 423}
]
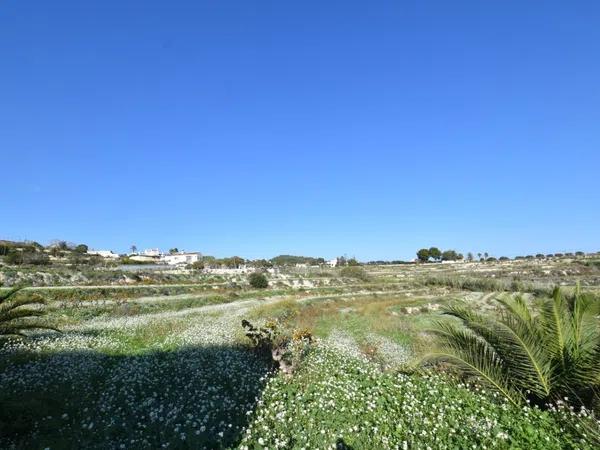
[{"left": 2, "top": 1, "right": 599, "bottom": 260}]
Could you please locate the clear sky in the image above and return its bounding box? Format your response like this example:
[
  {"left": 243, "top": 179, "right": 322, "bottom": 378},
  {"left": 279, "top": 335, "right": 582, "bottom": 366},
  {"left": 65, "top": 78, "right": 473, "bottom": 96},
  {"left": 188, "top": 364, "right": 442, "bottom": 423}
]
[{"left": 2, "top": 1, "right": 599, "bottom": 260}]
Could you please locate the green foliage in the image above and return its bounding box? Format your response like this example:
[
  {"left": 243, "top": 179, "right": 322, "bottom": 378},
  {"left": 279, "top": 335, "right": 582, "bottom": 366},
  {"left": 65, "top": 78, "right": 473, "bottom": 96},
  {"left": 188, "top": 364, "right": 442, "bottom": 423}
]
[
  {"left": 0, "top": 287, "right": 59, "bottom": 337},
  {"left": 419, "top": 247, "right": 460, "bottom": 262},
  {"left": 241, "top": 348, "right": 598, "bottom": 449},
  {"left": 241, "top": 319, "right": 280, "bottom": 355},
  {"left": 428, "top": 247, "right": 442, "bottom": 261},
  {"left": 212, "top": 256, "right": 245, "bottom": 268},
  {"left": 4, "top": 249, "right": 50, "bottom": 266},
  {"left": 248, "top": 272, "right": 268, "bottom": 289},
  {"left": 74, "top": 244, "right": 88, "bottom": 254},
  {"left": 270, "top": 255, "right": 325, "bottom": 266},
  {"left": 249, "top": 259, "right": 272, "bottom": 268},
  {"left": 442, "top": 250, "right": 459, "bottom": 261},
  {"left": 339, "top": 266, "right": 370, "bottom": 281},
  {"left": 425, "top": 287, "right": 600, "bottom": 409},
  {"left": 417, "top": 248, "right": 430, "bottom": 262},
  {"left": 421, "top": 275, "right": 552, "bottom": 296},
  {"left": 190, "top": 260, "right": 205, "bottom": 270}
]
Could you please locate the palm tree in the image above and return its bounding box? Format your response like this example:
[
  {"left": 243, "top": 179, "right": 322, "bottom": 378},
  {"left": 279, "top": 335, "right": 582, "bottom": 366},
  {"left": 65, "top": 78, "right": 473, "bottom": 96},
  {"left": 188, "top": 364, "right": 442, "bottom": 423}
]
[
  {"left": 424, "top": 287, "right": 600, "bottom": 409},
  {"left": 0, "top": 287, "right": 59, "bottom": 337}
]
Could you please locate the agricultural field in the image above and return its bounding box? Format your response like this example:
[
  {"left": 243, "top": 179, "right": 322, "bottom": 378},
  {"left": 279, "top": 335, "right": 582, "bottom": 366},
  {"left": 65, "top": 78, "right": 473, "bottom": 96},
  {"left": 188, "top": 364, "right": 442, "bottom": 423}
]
[{"left": 1, "top": 257, "right": 600, "bottom": 449}]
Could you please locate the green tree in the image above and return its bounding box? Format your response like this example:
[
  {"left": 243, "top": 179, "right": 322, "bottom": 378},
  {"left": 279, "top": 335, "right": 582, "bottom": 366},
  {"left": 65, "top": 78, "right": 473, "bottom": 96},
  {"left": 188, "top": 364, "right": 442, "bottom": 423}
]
[
  {"left": 169, "top": 248, "right": 179, "bottom": 254},
  {"left": 0, "top": 287, "right": 59, "bottom": 337},
  {"left": 191, "top": 261, "right": 205, "bottom": 270},
  {"left": 441, "top": 250, "right": 458, "bottom": 261},
  {"left": 248, "top": 272, "right": 268, "bottom": 289},
  {"left": 250, "top": 259, "right": 272, "bottom": 268},
  {"left": 4, "top": 249, "right": 23, "bottom": 265},
  {"left": 231, "top": 256, "right": 245, "bottom": 268},
  {"left": 428, "top": 247, "right": 441, "bottom": 261},
  {"left": 424, "top": 287, "right": 600, "bottom": 409},
  {"left": 74, "top": 244, "right": 88, "bottom": 254},
  {"left": 201, "top": 256, "right": 217, "bottom": 267},
  {"left": 467, "top": 252, "right": 474, "bottom": 262},
  {"left": 417, "top": 248, "right": 430, "bottom": 262}
]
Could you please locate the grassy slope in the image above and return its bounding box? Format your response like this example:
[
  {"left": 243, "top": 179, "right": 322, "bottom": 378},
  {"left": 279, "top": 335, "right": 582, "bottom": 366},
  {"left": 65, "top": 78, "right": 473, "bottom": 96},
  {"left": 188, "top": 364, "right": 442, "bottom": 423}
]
[{"left": 2, "top": 261, "right": 599, "bottom": 448}]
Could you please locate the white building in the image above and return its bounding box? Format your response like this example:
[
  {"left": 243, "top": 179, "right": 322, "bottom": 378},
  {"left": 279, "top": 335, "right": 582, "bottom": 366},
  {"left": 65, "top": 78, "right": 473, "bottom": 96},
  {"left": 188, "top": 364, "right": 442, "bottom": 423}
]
[
  {"left": 326, "top": 258, "right": 339, "bottom": 267},
  {"left": 163, "top": 252, "right": 201, "bottom": 266},
  {"left": 87, "top": 250, "right": 120, "bottom": 259},
  {"left": 143, "top": 248, "right": 162, "bottom": 257}
]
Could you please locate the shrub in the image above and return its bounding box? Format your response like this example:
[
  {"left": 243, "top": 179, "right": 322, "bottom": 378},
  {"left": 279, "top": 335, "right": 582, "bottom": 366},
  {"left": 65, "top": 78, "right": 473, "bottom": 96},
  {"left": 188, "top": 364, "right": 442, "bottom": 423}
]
[
  {"left": 339, "top": 266, "right": 370, "bottom": 281},
  {"left": 3, "top": 249, "right": 50, "bottom": 266},
  {"left": 191, "top": 261, "right": 205, "bottom": 270},
  {"left": 241, "top": 319, "right": 312, "bottom": 375},
  {"left": 425, "top": 287, "right": 600, "bottom": 409},
  {"left": 248, "top": 272, "right": 268, "bottom": 289}
]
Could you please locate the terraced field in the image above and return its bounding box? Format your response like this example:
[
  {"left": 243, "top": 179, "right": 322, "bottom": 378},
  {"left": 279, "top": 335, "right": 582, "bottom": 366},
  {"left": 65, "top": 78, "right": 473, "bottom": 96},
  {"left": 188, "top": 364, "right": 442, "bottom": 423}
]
[{"left": 1, "top": 259, "right": 599, "bottom": 448}]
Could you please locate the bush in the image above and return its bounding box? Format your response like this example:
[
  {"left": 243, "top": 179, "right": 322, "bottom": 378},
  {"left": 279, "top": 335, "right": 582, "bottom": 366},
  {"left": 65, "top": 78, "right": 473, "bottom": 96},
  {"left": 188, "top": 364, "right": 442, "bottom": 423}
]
[
  {"left": 339, "top": 266, "right": 370, "bottom": 281},
  {"left": 191, "top": 261, "right": 205, "bottom": 270},
  {"left": 4, "top": 249, "right": 50, "bottom": 266},
  {"left": 248, "top": 272, "right": 268, "bottom": 289}
]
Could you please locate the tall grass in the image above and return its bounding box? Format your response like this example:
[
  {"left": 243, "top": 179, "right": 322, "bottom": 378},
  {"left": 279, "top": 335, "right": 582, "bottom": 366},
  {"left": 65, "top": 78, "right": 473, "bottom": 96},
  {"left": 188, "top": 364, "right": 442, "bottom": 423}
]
[{"left": 420, "top": 275, "right": 554, "bottom": 296}]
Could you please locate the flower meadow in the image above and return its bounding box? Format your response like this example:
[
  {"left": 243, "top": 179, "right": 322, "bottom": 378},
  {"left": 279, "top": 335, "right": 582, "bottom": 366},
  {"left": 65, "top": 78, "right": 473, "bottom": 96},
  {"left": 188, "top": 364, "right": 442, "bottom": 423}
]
[
  {"left": 241, "top": 347, "right": 599, "bottom": 449},
  {"left": 1, "top": 289, "right": 599, "bottom": 449}
]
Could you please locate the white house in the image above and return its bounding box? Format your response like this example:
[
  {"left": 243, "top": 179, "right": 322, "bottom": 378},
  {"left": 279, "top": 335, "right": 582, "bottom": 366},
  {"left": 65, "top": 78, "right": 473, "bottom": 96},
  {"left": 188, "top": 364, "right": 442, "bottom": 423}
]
[
  {"left": 163, "top": 252, "right": 201, "bottom": 266},
  {"left": 326, "top": 258, "right": 339, "bottom": 267},
  {"left": 87, "top": 250, "right": 120, "bottom": 259},
  {"left": 143, "top": 248, "right": 162, "bottom": 257}
]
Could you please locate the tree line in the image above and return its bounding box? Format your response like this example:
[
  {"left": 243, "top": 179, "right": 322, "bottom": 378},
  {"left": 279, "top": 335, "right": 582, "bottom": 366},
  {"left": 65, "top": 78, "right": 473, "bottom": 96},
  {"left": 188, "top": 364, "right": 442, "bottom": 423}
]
[{"left": 416, "top": 247, "right": 463, "bottom": 263}]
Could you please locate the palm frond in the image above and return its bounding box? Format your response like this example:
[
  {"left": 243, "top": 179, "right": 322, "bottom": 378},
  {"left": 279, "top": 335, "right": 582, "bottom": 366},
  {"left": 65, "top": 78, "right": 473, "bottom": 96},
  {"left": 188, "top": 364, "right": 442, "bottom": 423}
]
[
  {"left": 424, "top": 320, "right": 522, "bottom": 406},
  {"left": 0, "top": 286, "right": 25, "bottom": 303},
  {"left": 0, "top": 286, "right": 59, "bottom": 338},
  {"left": 423, "top": 287, "right": 600, "bottom": 409},
  {"left": 496, "top": 295, "right": 533, "bottom": 325},
  {"left": 0, "top": 320, "right": 61, "bottom": 335}
]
